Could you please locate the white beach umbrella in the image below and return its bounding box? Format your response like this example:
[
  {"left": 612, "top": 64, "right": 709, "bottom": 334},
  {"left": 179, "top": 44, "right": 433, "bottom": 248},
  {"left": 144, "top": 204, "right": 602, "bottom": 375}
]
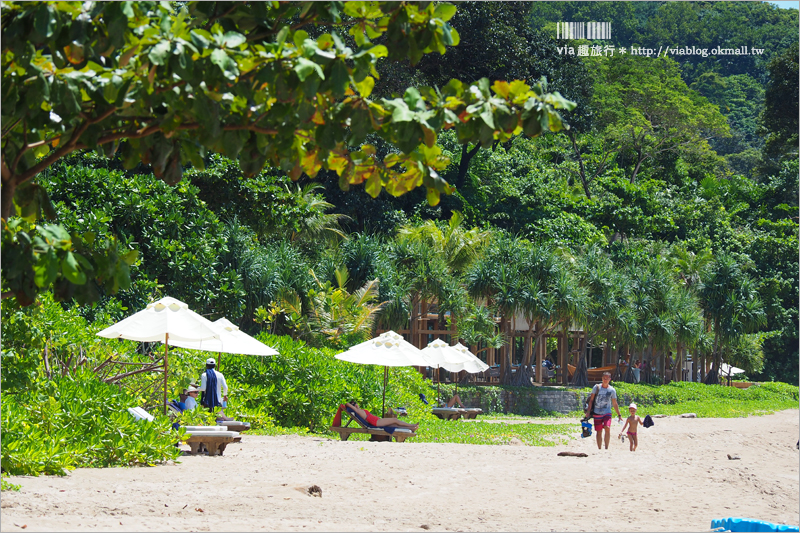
[
  {"left": 420, "top": 339, "right": 471, "bottom": 404},
  {"left": 335, "top": 330, "right": 429, "bottom": 415},
  {"left": 437, "top": 342, "right": 490, "bottom": 399},
  {"left": 719, "top": 363, "right": 745, "bottom": 376},
  {"left": 449, "top": 343, "right": 490, "bottom": 374},
  {"left": 167, "top": 318, "right": 279, "bottom": 363},
  {"left": 96, "top": 296, "right": 221, "bottom": 414}
]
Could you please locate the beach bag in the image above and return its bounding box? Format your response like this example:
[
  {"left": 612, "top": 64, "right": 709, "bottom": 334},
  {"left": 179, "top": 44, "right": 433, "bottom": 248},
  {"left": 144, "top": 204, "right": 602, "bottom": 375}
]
[
  {"left": 580, "top": 418, "right": 593, "bottom": 438},
  {"left": 643, "top": 414, "right": 654, "bottom": 428}
]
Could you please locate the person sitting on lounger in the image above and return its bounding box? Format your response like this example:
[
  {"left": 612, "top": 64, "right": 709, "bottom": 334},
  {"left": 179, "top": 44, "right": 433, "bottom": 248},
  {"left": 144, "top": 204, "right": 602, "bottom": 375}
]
[
  {"left": 183, "top": 385, "right": 199, "bottom": 411},
  {"left": 442, "top": 394, "right": 465, "bottom": 408},
  {"left": 345, "top": 403, "right": 419, "bottom": 431}
]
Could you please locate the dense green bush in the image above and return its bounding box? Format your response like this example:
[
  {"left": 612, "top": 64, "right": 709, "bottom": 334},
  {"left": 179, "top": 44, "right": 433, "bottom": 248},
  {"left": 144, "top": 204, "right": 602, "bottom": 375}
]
[
  {"left": 216, "top": 333, "right": 435, "bottom": 432},
  {"left": 1, "top": 371, "right": 181, "bottom": 476}
]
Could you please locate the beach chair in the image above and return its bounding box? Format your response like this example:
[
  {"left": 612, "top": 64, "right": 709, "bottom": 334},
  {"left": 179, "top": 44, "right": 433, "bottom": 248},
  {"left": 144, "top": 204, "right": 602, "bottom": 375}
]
[
  {"left": 460, "top": 407, "right": 483, "bottom": 419},
  {"left": 330, "top": 406, "right": 416, "bottom": 443},
  {"left": 432, "top": 407, "right": 462, "bottom": 420}
]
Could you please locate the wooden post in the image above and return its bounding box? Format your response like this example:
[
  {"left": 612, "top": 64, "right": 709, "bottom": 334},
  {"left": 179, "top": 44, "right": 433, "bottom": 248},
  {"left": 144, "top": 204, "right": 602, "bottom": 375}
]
[{"left": 534, "top": 333, "right": 544, "bottom": 385}]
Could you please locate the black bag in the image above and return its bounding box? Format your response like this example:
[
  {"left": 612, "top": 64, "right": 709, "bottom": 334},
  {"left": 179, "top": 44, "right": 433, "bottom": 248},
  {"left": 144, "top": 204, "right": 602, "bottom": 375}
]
[{"left": 643, "top": 414, "right": 654, "bottom": 428}]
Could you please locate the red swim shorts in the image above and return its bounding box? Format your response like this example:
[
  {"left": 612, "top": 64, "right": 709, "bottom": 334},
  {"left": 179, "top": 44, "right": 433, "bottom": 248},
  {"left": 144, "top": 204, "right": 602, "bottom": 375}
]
[
  {"left": 365, "top": 411, "right": 380, "bottom": 426},
  {"left": 593, "top": 414, "right": 612, "bottom": 430}
]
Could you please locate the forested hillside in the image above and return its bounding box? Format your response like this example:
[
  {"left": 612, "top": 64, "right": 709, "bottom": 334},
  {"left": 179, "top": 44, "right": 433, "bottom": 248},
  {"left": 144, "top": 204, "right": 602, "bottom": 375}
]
[{"left": 2, "top": 1, "right": 797, "bottom": 389}]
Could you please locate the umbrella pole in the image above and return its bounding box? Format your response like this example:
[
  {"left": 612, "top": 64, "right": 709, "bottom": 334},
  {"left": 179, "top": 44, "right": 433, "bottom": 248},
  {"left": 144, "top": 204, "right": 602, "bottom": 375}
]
[
  {"left": 382, "top": 366, "right": 388, "bottom": 417},
  {"left": 437, "top": 365, "right": 440, "bottom": 407},
  {"left": 163, "top": 333, "right": 169, "bottom": 415}
]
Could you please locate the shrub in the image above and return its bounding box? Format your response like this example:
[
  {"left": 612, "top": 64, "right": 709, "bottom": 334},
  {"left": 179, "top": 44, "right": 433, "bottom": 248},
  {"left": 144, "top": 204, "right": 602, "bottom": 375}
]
[{"left": 1, "top": 371, "right": 181, "bottom": 476}]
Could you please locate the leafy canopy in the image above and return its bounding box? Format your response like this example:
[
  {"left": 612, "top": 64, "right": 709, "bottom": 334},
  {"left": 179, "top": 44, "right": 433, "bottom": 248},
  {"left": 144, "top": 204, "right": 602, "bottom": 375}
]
[{"left": 1, "top": 0, "right": 575, "bottom": 306}]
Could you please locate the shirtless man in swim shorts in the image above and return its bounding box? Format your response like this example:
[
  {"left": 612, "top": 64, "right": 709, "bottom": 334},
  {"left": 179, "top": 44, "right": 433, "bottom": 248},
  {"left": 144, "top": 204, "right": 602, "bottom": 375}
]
[
  {"left": 345, "top": 403, "right": 419, "bottom": 431},
  {"left": 619, "top": 403, "right": 644, "bottom": 451}
]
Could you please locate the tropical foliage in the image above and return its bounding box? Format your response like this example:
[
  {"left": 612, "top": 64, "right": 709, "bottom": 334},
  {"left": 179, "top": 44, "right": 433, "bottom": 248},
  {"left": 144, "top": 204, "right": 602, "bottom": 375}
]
[{"left": 0, "top": 0, "right": 797, "bottom": 480}]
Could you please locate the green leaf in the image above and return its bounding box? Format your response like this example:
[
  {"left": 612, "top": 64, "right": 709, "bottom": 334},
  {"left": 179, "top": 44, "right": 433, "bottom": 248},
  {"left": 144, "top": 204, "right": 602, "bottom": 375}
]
[
  {"left": 34, "top": 251, "right": 59, "bottom": 288},
  {"left": 34, "top": 4, "right": 57, "bottom": 39},
  {"left": 148, "top": 40, "right": 171, "bottom": 66},
  {"left": 210, "top": 49, "right": 239, "bottom": 80},
  {"left": 62, "top": 252, "right": 87, "bottom": 284},
  {"left": 295, "top": 57, "right": 324, "bottom": 82},
  {"left": 354, "top": 76, "right": 374, "bottom": 97},
  {"left": 293, "top": 30, "right": 309, "bottom": 49},
  {"left": 434, "top": 3, "right": 457, "bottom": 21},
  {"left": 222, "top": 31, "right": 246, "bottom": 48}
]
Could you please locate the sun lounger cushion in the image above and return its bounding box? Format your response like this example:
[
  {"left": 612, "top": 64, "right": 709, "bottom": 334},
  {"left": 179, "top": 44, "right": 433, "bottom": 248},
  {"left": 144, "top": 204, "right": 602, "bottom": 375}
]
[
  {"left": 183, "top": 425, "right": 227, "bottom": 432},
  {"left": 128, "top": 407, "right": 154, "bottom": 421},
  {"left": 183, "top": 430, "right": 239, "bottom": 438}
]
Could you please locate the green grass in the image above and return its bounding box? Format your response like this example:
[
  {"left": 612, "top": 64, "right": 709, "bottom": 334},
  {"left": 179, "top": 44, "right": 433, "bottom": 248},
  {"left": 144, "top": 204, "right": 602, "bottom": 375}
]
[
  {"left": 603, "top": 381, "right": 799, "bottom": 418},
  {"left": 319, "top": 418, "right": 574, "bottom": 446}
]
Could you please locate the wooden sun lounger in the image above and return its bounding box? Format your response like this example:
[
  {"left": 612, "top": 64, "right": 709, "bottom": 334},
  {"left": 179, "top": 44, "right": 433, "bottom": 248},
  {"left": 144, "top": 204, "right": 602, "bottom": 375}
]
[
  {"left": 432, "top": 407, "right": 462, "bottom": 420},
  {"left": 460, "top": 408, "right": 483, "bottom": 419},
  {"left": 330, "top": 409, "right": 416, "bottom": 443},
  {"left": 182, "top": 427, "right": 240, "bottom": 456}
]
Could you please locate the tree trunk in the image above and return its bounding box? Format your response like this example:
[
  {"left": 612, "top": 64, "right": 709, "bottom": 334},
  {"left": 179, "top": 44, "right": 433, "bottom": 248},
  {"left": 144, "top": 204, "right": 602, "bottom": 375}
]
[
  {"left": 629, "top": 148, "right": 645, "bottom": 184},
  {"left": 455, "top": 144, "right": 481, "bottom": 188},
  {"left": 570, "top": 348, "right": 590, "bottom": 388},
  {"left": 498, "top": 316, "right": 509, "bottom": 383},
  {"left": 566, "top": 130, "right": 593, "bottom": 199},
  {"left": 674, "top": 342, "right": 682, "bottom": 383}
]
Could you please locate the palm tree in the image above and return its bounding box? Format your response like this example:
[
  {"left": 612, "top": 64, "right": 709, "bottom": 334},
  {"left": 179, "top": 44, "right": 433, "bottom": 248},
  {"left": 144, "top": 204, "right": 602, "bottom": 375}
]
[
  {"left": 700, "top": 255, "right": 766, "bottom": 385},
  {"left": 395, "top": 213, "right": 492, "bottom": 345},
  {"left": 465, "top": 236, "right": 527, "bottom": 383},
  {"left": 515, "top": 245, "right": 585, "bottom": 387},
  {"left": 396, "top": 212, "right": 491, "bottom": 276},
  {"left": 571, "top": 246, "right": 621, "bottom": 387},
  {"left": 289, "top": 183, "right": 350, "bottom": 248},
  {"left": 671, "top": 287, "right": 703, "bottom": 382}
]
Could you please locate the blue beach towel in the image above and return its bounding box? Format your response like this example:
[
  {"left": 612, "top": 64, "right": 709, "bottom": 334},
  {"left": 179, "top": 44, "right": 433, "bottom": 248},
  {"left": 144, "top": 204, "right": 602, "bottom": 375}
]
[
  {"left": 711, "top": 517, "right": 799, "bottom": 532},
  {"left": 201, "top": 369, "right": 221, "bottom": 409},
  {"left": 345, "top": 406, "right": 396, "bottom": 434}
]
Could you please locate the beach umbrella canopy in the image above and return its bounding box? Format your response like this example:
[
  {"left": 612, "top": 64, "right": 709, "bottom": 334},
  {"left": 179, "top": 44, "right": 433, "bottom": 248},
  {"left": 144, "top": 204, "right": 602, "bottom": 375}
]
[
  {"left": 420, "top": 339, "right": 472, "bottom": 404},
  {"left": 449, "top": 343, "right": 490, "bottom": 374},
  {"left": 336, "top": 330, "right": 430, "bottom": 367},
  {"left": 420, "top": 339, "right": 469, "bottom": 370},
  {"left": 335, "top": 331, "right": 428, "bottom": 416},
  {"left": 96, "top": 296, "right": 220, "bottom": 414},
  {"left": 167, "top": 318, "right": 278, "bottom": 357},
  {"left": 96, "top": 296, "right": 220, "bottom": 343},
  {"left": 720, "top": 363, "right": 745, "bottom": 375}
]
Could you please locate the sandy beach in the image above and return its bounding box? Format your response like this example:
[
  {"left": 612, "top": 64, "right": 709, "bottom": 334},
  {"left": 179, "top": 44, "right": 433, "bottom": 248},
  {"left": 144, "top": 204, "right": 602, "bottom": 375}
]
[{"left": 2, "top": 409, "right": 798, "bottom": 532}]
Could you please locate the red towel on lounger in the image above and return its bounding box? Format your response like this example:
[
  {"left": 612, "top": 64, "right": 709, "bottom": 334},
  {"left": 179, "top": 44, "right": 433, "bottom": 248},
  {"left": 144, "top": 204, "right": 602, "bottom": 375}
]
[{"left": 332, "top": 404, "right": 344, "bottom": 427}]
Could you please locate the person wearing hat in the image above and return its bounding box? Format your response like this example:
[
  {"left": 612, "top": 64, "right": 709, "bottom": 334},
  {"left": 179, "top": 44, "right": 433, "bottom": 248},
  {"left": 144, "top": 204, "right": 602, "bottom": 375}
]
[
  {"left": 199, "top": 357, "right": 228, "bottom": 413},
  {"left": 619, "top": 403, "right": 644, "bottom": 452},
  {"left": 183, "top": 385, "right": 200, "bottom": 411}
]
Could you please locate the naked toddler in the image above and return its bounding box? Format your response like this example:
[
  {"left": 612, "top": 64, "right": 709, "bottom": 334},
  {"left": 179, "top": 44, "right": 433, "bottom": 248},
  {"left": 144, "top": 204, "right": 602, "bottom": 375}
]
[{"left": 619, "top": 403, "right": 644, "bottom": 451}]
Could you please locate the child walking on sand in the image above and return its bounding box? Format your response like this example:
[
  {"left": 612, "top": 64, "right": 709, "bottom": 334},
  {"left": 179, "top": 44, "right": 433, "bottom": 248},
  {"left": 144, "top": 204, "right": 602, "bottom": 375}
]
[{"left": 619, "top": 403, "right": 644, "bottom": 451}]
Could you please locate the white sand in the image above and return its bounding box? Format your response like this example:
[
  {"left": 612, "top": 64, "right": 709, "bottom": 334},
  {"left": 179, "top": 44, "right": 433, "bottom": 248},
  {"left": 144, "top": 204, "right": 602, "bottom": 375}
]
[{"left": 2, "top": 409, "right": 798, "bottom": 532}]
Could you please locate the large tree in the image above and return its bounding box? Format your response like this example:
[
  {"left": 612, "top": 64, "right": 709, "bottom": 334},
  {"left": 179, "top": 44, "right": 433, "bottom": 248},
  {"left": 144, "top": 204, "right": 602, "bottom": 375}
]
[
  {"left": 1, "top": 1, "right": 575, "bottom": 306},
  {"left": 589, "top": 55, "right": 730, "bottom": 185}
]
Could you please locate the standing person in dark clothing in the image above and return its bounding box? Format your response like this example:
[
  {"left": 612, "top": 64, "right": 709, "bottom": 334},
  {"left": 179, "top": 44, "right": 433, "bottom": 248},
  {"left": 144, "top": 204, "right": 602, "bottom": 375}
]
[{"left": 199, "top": 357, "right": 228, "bottom": 413}]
